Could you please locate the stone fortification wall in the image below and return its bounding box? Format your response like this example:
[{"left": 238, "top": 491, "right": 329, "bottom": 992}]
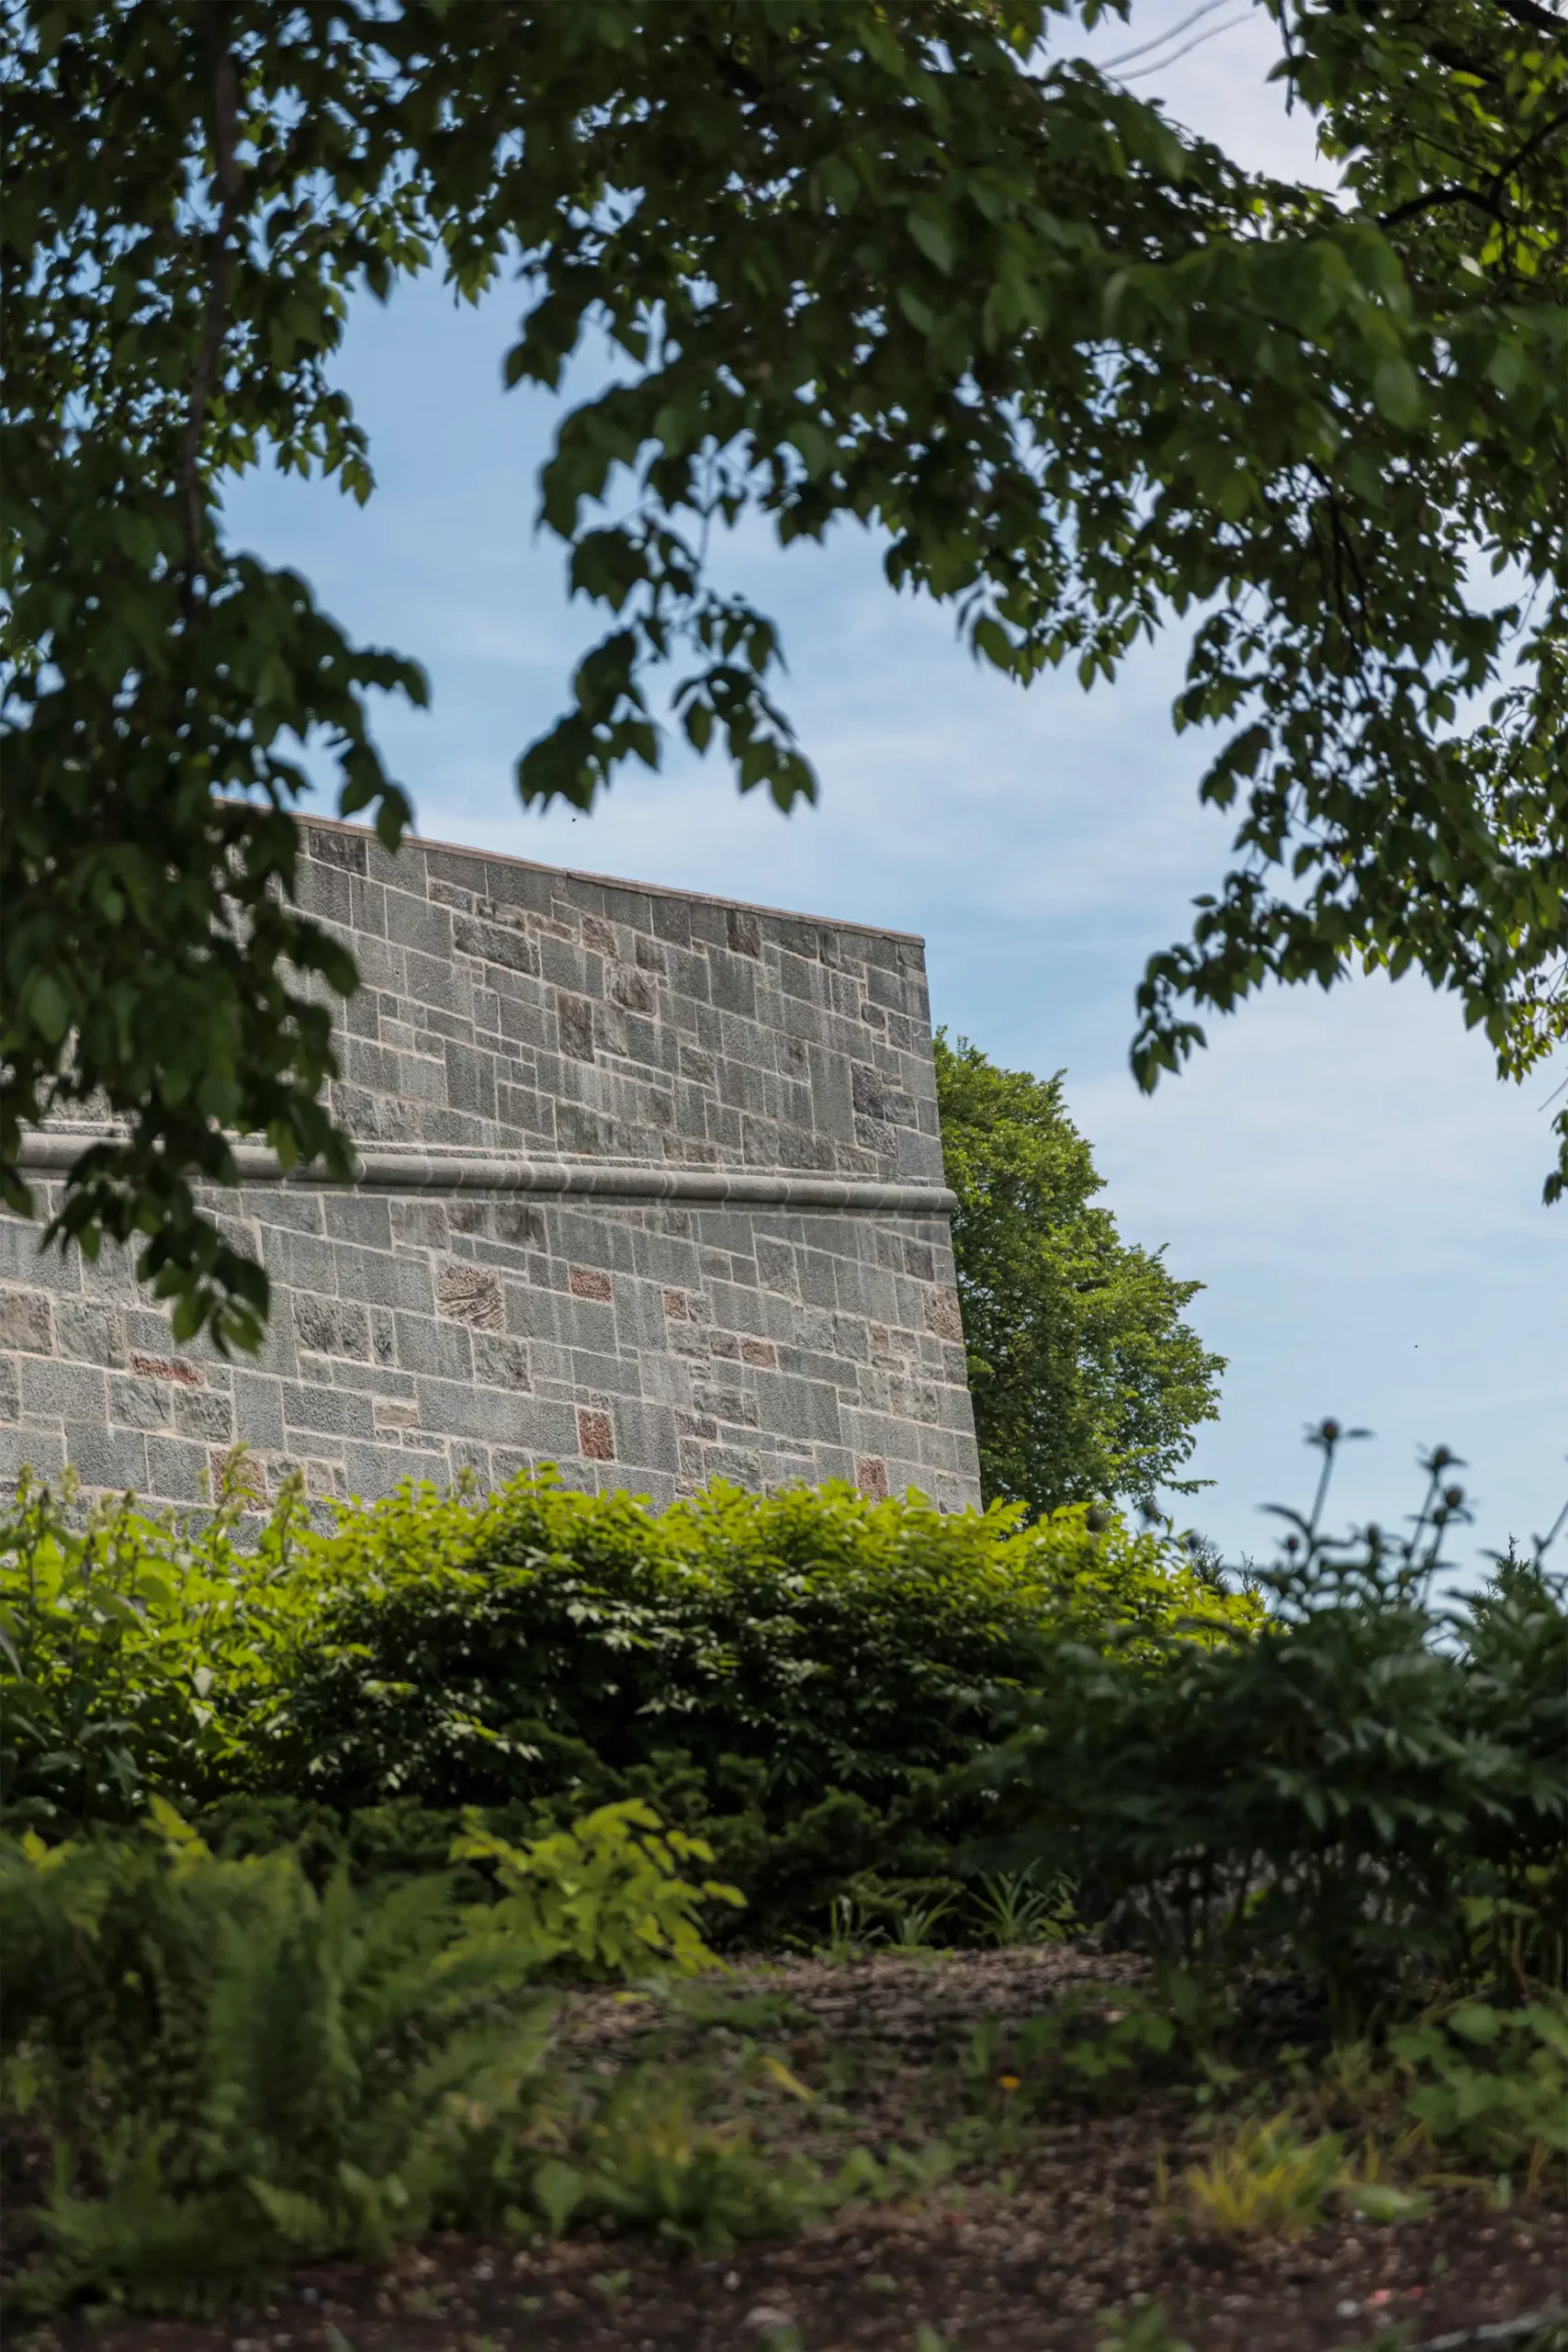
[{"left": 3, "top": 819, "right": 981, "bottom": 1511}]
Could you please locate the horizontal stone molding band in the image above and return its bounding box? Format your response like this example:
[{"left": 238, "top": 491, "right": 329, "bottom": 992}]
[{"left": 17, "top": 1132, "right": 957, "bottom": 1217}]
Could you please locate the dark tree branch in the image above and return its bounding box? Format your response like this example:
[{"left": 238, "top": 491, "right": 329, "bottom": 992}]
[
  {"left": 1379, "top": 104, "right": 1568, "bottom": 232},
  {"left": 1380, "top": 179, "right": 1508, "bottom": 228},
  {"left": 1489, "top": 103, "right": 1568, "bottom": 198},
  {"left": 1489, "top": 0, "right": 1567, "bottom": 36}
]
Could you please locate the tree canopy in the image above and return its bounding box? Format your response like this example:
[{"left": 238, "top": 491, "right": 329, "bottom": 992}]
[
  {"left": 936, "top": 1033, "right": 1224, "bottom": 1511},
  {"left": 3, "top": 0, "right": 1564, "bottom": 1345}
]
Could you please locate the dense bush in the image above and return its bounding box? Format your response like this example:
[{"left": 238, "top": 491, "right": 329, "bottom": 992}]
[
  {"left": 0, "top": 1465, "right": 1252, "bottom": 1942},
  {"left": 4, "top": 1440, "right": 1560, "bottom": 1984},
  {"left": 981, "top": 1432, "right": 1568, "bottom": 2024}
]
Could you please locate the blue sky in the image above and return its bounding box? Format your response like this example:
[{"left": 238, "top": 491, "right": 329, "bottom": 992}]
[{"left": 224, "top": 3, "right": 1567, "bottom": 1570}]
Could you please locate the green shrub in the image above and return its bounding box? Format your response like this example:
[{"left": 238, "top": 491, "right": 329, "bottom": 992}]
[
  {"left": 1, "top": 1465, "right": 1252, "bottom": 1941},
  {"left": 532, "top": 2069, "right": 843, "bottom": 2252},
  {"left": 452, "top": 1799, "right": 743, "bottom": 1980},
  {"left": 979, "top": 1431, "right": 1568, "bottom": 2024},
  {"left": 0, "top": 1808, "right": 553, "bottom": 2312},
  {"left": 1393, "top": 1995, "right": 1568, "bottom": 2180},
  {"left": 0, "top": 1464, "right": 309, "bottom": 1829}
]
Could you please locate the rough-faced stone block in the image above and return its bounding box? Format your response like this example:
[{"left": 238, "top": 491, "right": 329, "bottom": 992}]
[
  {"left": 173, "top": 1387, "right": 238, "bottom": 1443},
  {"left": 295, "top": 1297, "right": 372, "bottom": 1361},
  {"left": 0, "top": 1287, "right": 55, "bottom": 1354},
  {"left": 471, "top": 1332, "right": 531, "bottom": 1392},
  {"left": 558, "top": 994, "right": 596, "bottom": 1062},
  {"left": 282, "top": 1382, "right": 375, "bottom": 1441},
  {"left": 435, "top": 1258, "right": 505, "bottom": 1331}
]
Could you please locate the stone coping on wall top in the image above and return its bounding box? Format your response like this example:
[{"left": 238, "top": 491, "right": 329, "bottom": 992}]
[
  {"left": 296, "top": 809, "right": 928, "bottom": 948},
  {"left": 16, "top": 1132, "right": 956, "bottom": 1216}
]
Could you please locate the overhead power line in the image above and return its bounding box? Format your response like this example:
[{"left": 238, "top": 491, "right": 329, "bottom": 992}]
[
  {"left": 1094, "top": 0, "right": 1237, "bottom": 73},
  {"left": 1114, "top": 10, "right": 1254, "bottom": 80}
]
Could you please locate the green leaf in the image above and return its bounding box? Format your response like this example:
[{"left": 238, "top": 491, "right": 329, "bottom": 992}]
[
  {"left": 26, "top": 974, "right": 72, "bottom": 1043},
  {"left": 908, "top": 209, "right": 956, "bottom": 276},
  {"left": 895, "top": 285, "right": 936, "bottom": 335},
  {"left": 1371, "top": 356, "right": 1422, "bottom": 425}
]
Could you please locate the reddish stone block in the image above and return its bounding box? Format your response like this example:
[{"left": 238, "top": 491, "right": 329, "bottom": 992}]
[
  {"left": 855, "top": 1455, "right": 889, "bottom": 1500},
  {"left": 570, "top": 1266, "right": 613, "bottom": 1301},
  {"left": 741, "top": 1338, "right": 777, "bottom": 1369},
  {"left": 130, "top": 1352, "right": 201, "bottom": 1386},
  {"left": 578, "top": 1408, "right": 615, "bottom": 1461}
]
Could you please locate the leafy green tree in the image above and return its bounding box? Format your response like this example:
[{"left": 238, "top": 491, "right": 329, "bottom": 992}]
[
  {"left": 936, "top": 1034, "right": 1224, "bottom": 1512},
  {"left": 3, "top": 0, "right": 1563, "bottom": 1343}
]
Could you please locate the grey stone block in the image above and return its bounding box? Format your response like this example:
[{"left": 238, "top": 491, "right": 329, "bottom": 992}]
[
  {"left": 297, "top": 856, "right": 354, "bottom": 930},
  {"left": 333, "top": 1360, "right": 416, "bottom": 1399},
  {"left": 281, "top": 1383, "right": 377, "bottom": 1441},
  {"left": 304, "top": 823, "right": 367, "bottom": 876},
  {"left": 394, "top": 1312, "right": 474, "bottom": 1383},
  {"left": 66, "top": 1424, "right": 150, "bottom": 1492},
  {"left": 144, "top": 1434, "right": 213, "bottom": 1506},
  {"left": 0, "top": 1419, "right": 64, "bottom": 1482},
  {"left": 0, "top": 1219, "right": 55, "bottom": 1283},
  {"left": 412, "top": 1374, "right": 536, "bottom": 1445},
  {"left": 444, "top": 1041, "right": 498, "bottom": 1121},
  {"left": 334, "top": 1245, "right": 434, "bottom": 1315},
  {"left": 384, "top": 888, "right": 454, "bottom": 962},
  {"left": 558, "top": 994, "right": 596, "bottom": 1062},
  {"left": 268, "top": 1229, "right": 341, "bottom": 1297},
  {"left": 106, "top": 1372, "right": 181, "bottom": 1431},
  {"left": 556, "top": 1100, "right": 612, "bottom": 1157},
  {"left": 173, "top": 1387, "right": 238, "bottom": 1443},
  {"left": 349, "top": 876, "right": 389, "bottom": 938},
  {"left": 471, "top": 1331, "right": 532, "bottom": 1393},
  {"left": 328, "top": 1196, "right": 395, "bottom": 1251},
  {"left": 452, "top": 912, "right": 541, "bottom": 978},
  {"left": 340, "top": 1440, "right": 426, "bottom": 1502},
  {"left": 481, "top": 857, "right": 557, "bottom": 917},
  {"left": 23, "top": 1358, "right": 107, "bottom": 1422},
  {"left": 233, "top": 1374, "right": 288, "bottom": 1451}
]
